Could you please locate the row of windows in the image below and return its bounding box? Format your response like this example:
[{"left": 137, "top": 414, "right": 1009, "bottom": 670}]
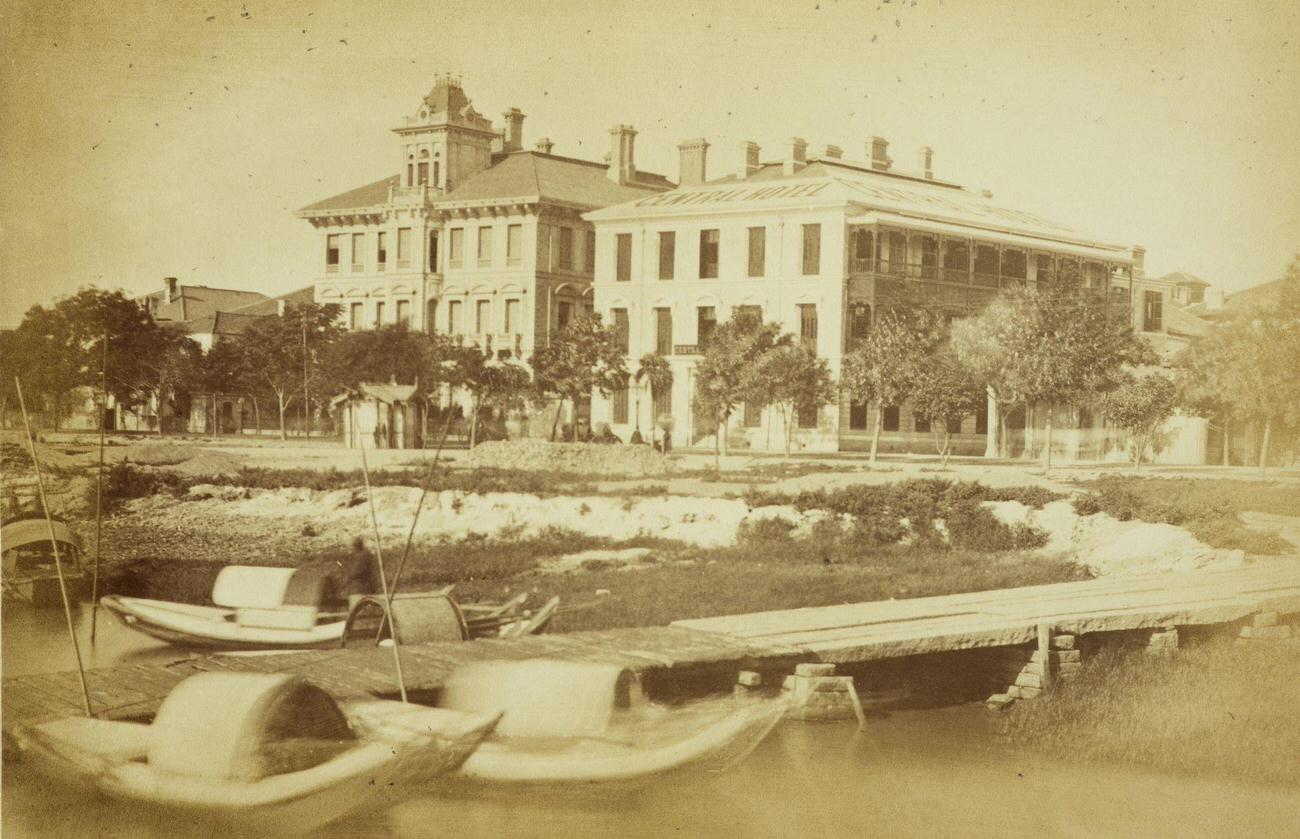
[
  {"left": 443, "top": 298, "right": 525, "bottom": 335},
  {"left": 327, "top": 230, "right": 412, "bottom": 272},
  {"left": 326, "top": 224, "right": 596, "bottom": 275},
  {"left": 446, "top": 225, "right": 524, "bottom": 270},
  {"left": 613, "top": 224, "right": 824, "bottom": 282},
  {"left": 347, "top": 299, "right": 412, "bottom": 329},
  {"left": 608, "top": 303, "right": 820, "bottom": 355}
]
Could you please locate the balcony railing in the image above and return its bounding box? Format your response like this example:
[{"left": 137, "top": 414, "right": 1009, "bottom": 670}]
[{"left": 851, "top": 258, "right": 1034, "bottom": 290}]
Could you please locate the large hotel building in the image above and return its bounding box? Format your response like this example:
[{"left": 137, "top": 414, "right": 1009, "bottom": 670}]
[
  {"left": 299, "top": 77, "right": 1183, "bottom": 457},
  {"left": 586, "top": 138, "right": 1178, "bottom": 456},
  {"left": 297, "top": 76, "right": 670, "bottom": 363}
]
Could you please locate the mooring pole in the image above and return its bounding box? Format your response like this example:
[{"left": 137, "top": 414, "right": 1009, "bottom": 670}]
[
  {"left": 359, "top": 438, "right": 408, "bottom": 703},
  {"left": 16, "top": 378, "right": 94, "bottom": 717},
  {"left": 90, "top": 334, "right": 107, "bottom": 643}
]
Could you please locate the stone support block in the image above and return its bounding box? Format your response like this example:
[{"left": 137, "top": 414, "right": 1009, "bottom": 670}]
[
  {"left": 985, "top": 693, "right": 1015, "bottom": 711},
  {"left": 1252, "top": 612, "right": 1279, "bottom": 628},
  {"left": 1239, "top": 625, "right": 1293, "bottom": 641},
  {"left": 795, "top": 663, "right": 837, "bottom": 678},
  {"left": 1051, "top": 635, "right": 1077, "bottom": 650},
  {"left": 737, "top": 670, "right": 762, "bottom": 687}
]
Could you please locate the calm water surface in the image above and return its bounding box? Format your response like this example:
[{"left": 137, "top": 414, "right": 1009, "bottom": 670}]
[{"left": 4, "top": 602, "right": 1299, "bottom": 839}]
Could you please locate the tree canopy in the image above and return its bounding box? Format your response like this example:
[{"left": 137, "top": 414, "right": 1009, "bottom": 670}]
[
  {"left": 692, "top": 310, "right": 790, "bottom": 458},
  {"left": 530, "top": 312, "right": 626, "bottom": 441}
]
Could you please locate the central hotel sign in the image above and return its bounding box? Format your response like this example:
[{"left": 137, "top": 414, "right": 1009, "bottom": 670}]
[{"left": 633, "top": 182, "right": 832, "bottom": 207}]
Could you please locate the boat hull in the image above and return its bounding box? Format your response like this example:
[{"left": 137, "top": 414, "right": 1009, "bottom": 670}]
[
  {"left": 13, "top": 702, "right": 498, "bottom": 835},
  {"left": 100, "top": 595, "right": 345, "bottom": 650}
]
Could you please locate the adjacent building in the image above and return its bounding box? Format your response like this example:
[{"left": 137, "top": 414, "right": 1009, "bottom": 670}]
[
  {"left": 586, "top": 136, "right": 1173, "bottom": 457},
  {"left": 296, "top": 76, "right": 671, "bottom": 368}
]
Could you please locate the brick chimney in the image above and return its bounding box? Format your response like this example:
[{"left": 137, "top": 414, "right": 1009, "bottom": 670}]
[
  {"left": 918, "top": 146, "right": 933, "bottom": 179},
  {"left": 783, "top": 137, "right": 807, "bottom": 176},
  {"left": 164, "top": 277, "right": 178, "bottom": 304},
  {"left": 608, "top": 124, "right": 637, "bottom": 184},
  {"left": 535, "top": 137, "right": 554, "bottom": 154},
  {"left": 739, "top": 141, "right": 761, "bottom": 178},
  {"left": 823, "top": 144, "right": 843, "bottom": 159},
  {"left": 677, "top": 138, "right": 709, "bottom": 186},
  {"left": 502, "top": 108, "right": 525, "bottom": 152},
  {"left": 868, "top": 136, "right": 891, "bottom": 171}
]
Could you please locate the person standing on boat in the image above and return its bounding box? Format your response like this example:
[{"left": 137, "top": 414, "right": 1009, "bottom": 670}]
[{"left": 340, "top": 536, "right": 380, "bottom": 596}]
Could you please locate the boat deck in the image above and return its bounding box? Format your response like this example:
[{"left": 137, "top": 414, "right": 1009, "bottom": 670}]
[{"left": 5, "top": 561, "right": 1299, "bottom": 735}]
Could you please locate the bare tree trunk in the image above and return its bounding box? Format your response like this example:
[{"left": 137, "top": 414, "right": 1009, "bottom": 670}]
[
  {"left": 549, "top": 399, "right": 562, "bottom": 441},
  {"left": 1043, "top": 402, "right": 1054, "bottom": 473},
  {"left": 999, "top": 412, "right": 1009, "bottom": 459},
  {"left": 983, "top": 386, "right": 998, "bottom": 458},
  {"left": 718, "top": 415, "right": 729, "bottom": 457},
  {"left": 1259, "top": 416, "right": 1272, "bottom": 475},
  {"left": 252, "top": 397, "right": 261, "bottom": 436},
  {"left": 1222, "top": 414, "right": 1230, "bottom": 467},
  {"left": 1024, "top": 402, "right": 1035, "bottom": 460},
  {"left": 153, "top": 390, "right": 164, "bottom": 437},
  {"left": 869, "top": 403, "right": 882, "bottom": 464},
  {"left": 784, "top": 407, "right": 793, "bottom": 458},
  {"left": 469, "top": 393, "right": 480, "bottom": 448},
  {"left": 277, "top": 392, "right": 288, "bottom": 441}
]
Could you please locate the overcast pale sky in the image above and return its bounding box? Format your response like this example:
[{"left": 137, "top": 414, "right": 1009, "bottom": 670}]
[{"left": 2, "top": 0, "right": 1297, "bottom": 326}]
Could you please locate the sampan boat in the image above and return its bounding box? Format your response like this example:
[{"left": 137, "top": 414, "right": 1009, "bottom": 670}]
[
  {"left": 2, "top": 513, "right": 85, "bottom": 606},
  {"left": 437, "top": 660, "right": 787, "bottom": 790},
  {"left": 10, "top": 672, "right": 499, "bottom": 836}
]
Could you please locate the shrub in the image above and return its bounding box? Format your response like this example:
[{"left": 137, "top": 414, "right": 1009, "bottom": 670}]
[{"left": 94, "top": 463, "right": 187, "bottom": 513}]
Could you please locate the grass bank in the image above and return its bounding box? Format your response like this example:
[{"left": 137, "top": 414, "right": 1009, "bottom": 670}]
[
  {"left": 1007, "top": 638, "right": 1300, "bottom": 787},
  {"left": 1072, "top": 476, "right": 1298, "bottom": 554}
]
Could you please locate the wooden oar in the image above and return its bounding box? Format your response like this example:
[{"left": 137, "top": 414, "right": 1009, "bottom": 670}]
[
  {"left": 90, "top": 334, "right": 107, "bottom": 643},
  {"left": 15, "top": 377, "right": 93, "bottom": 717},
  {"left": 358, "top": 437, "right": 407, "bottom": 703}
]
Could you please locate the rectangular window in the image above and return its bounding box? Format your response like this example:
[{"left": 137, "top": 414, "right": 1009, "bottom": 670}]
[
  {"left": 396, "top": 299, "right": 411, "bottom": 326},
  {"left": 428, "top": 231, "right": 438, "bottom": 272},
  {"left": 349, "top": 302, "right": 362, "bottom": 330},
  {"left": 504, "top": 299, "right": 520, "bottom": 334},
  {"left": 557, "top": 301, "right": 572, "bottom": 331},
  {"left": 616, "top": 233, "right": 632, "bottom": 282},
  {"left": 943, "top": 239, "right": 970, "bottom": 283},
  {"left": 798, "top": 304, "right": 817, "bottom": 352},
  {"left": 374, "top": 301, "right": 386, "bottom": 326},
  {"left": 448, "top": 228, "right": 463, "bottom": 268},
  {"left": 417, "top": 161, "right": 428, "bottom": 186},
  {"left": 919, "top": 236, "right": 939, "bottom": 278},
  {"left": 887, "top": 231, "right": 908, "bottom": 273},
  {"left": 478, "top": 227, "right": 493, "bottom": 268},
  {"left": 914, "top": 413, "right": 931, "bottom": 433},
  {"left": 699, "top": 229, "right": 719, "bottom": 279},
  {"left": 448, "top": 300, "right": 462, "bottom": 334},
  {"left": 397, "top": 228, "right": 412, "bottom": 269},
  {"left": 655, "top": 307, "right": 672, "bottom": 355},
  {"left": 326, "top": 234, "right": 340, "bottom": 272},
  {"left": 736, "top": 305, "right": 762, "bottom": 323},
  {"left": 747, "top": 226, "right": 765, "bottom": 277},
  {"left": 612, "top": 308, "right": 629, "bottom": 353},
  {"left": 974, "top": 244, "right": 999, "bottom": 286},
  {"left": 743, "top": 401, "right": 762, "bottom": 428},
  {"left": 658, "top": 231, "right": 676, "bottom": 280},
  {"left": 798, "top": 404, "right": 817, "bottom": 429},
  {"left": 351, "top": 233, "right": 364, "bottom": 271},
  {"left": 585, "top": 230, "right": 596, "bottom": 273},
  {"left": 853, "top": 228, "right": 874, "bottom": 266},
  {"left": 476, "top": 300, "right": 491, "bottom": 334},
  {"left": 801, "top": 224, "right": 821, "bottom": 275},
  {"left": 883, "top": 405, "right": 900, "bottom": 432},
  {"left": 559, "top": 227, "right": 574, "bottom": 271},
  {"left": 652, "top": 382, "right": 672, "bottom": 422},
  {"left": 1001, "top": 249, "right": 1027, "bottom": 282},
  {"left": 697, "top": 306, "right": 716, "bottom": 349},
  {"left": 377, "top": 232, "right": 388, "bottom": 271},
  {"left": 847, "top": 303, "right": 871, "bottom": 350},
  {"left": 849, "top": 401, "right": 868, "bottom": 430},
  {"left": 613, "top": 382, "right": 629, "bottom": 425},
  {"left": 507, "top": 224, "right": 522, "bottom": 265},
  {"left": 946, "top": 415, "right": 963, "bottom": 435},
  {"left": 1143, "top": 290, "right": 1163, "bottom": 332}
]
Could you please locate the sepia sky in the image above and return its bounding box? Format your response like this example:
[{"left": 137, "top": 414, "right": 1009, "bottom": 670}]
[{"left": 2, "top": 0, "right": 1298, "bottom": 326}]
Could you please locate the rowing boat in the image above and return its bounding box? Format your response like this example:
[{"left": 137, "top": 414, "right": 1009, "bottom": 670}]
[
  {"left": 2, "top": 514, "right": 85, "bottom": 606},
  {"left": 10, "top": 672, "right": 500, "bottom": 835},
  {"left": 438, "top": 660, "right": 787, "bottom": 791}
]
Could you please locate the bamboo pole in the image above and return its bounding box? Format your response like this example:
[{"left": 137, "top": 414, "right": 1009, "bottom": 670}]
[
  {"left": 358, "top": 438, "right": 408, "bottom": 703},
  {"left": 373, "top": 411, "right": 454, "bottom": 644},
  {"left": 90, "top": 335, "right": 107, "bottom": 643},
  {"left": 15, "top": 378, "right": 94, "bottom": 717}
]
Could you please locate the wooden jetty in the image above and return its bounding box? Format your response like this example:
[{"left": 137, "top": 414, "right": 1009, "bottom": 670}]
[{"left": 5, "top": 561, "right": 1300, "bottom": 735}]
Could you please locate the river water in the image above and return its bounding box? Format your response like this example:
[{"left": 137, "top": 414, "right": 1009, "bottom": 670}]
[{"left": 4, "top": 602, "right": 1299, "bottom": 839}]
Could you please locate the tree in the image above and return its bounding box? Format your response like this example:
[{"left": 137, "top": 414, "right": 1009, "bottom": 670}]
[
  {"left": 442, "top": 346, "right": 532, "bottom": 447},
  {"left": 114, "top": 321, "right": 201, "bottom": 435},
  {"left": 841, "top": 307, "right": 945, "bottom": 463},
  {"left": 235, "top": 302, "right": 342, "bottom": 440},
  {"left": 912, "top": 350, "right": 983, "bottom": 468},
  {"left": 6, "top": 305, "right": 81, "bottom": 429},
  {"left": 1102, "top": 371, "right": 1177, "bottom": 471},
  {"left": 322, "top": 325, "right": 442, "bottom": 394},
  {"left": 950, "top": 292, "right": 1037, "bottom": 458},
  {"left": 692, "top": 310, "right": 789, "bottom": 462},
  {"left": 983, "top": 289, "right": 1152, "bottom": 472},
  {"left": 530, "top": 312, "right": 626, "bottom": 441},
  {"left": 1173, "top": 327, "right": 1240, "bottom": 466},
  {"left": 635, "top": 353, "right": 674, "bottom": 451},
  {"left": 754, "top": 344, "right": 836, "bottom": 457}
]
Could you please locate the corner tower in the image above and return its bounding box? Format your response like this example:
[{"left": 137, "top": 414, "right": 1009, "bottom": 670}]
[{"left": 393, "top": 74, "right": 498, "bottom": 194}]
